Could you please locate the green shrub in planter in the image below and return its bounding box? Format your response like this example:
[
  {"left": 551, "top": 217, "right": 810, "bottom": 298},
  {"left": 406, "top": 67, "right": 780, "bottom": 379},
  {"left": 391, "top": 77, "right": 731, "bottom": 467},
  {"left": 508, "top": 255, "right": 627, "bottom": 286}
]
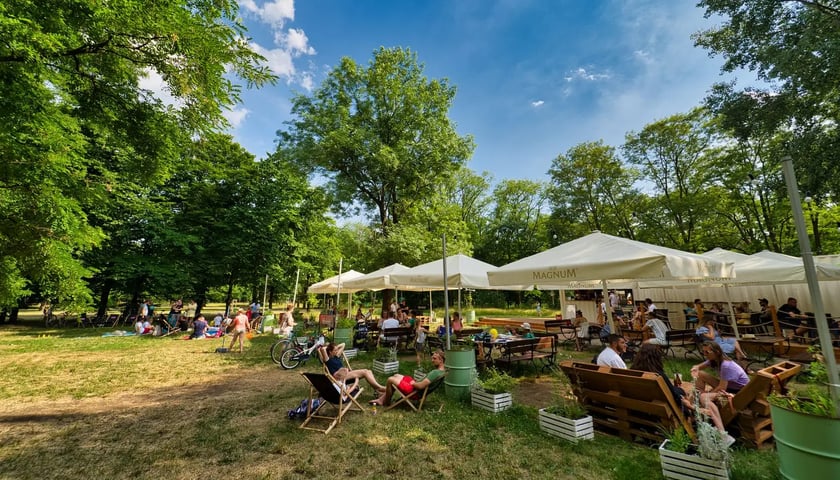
[{"left": 475, "top": 368, "right": 517, "bottom": 394}]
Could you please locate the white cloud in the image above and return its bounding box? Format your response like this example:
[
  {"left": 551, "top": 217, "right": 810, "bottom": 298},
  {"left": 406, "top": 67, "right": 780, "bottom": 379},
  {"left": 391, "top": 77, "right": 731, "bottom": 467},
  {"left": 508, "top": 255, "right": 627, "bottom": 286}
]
[
  {"left": 531, "top": 100, "right": 544, "bottom": 107},
  {"left": 239, "top": 0, "right": 294, "bottom": 27},
  {"left": 137, "top": 68, "right": 184, "bottom": 108},
  {"left": 633, "top": 49, "right": 654, "bottom": 65},
  {"left": 568, "top": 67, "right": 611, "bottom": 82},
  {"left": 300, "top": 72, "right": 314, "bottom": 91},
  {"left": 250, "top": 42, "right": 295, "bottom": 78},
  {"left": 224, "top": 107, "right": 250, "bottom": 128},
  {"left": 276, "top": 28, "right": 316, "bottom": 56}
]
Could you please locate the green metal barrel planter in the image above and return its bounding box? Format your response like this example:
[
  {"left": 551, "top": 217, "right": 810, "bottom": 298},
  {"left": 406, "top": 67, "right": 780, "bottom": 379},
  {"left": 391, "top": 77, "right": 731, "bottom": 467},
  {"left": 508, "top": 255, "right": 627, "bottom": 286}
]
[
  {"left": 261, "top": 314, "right": 276, "bottom": 333},
  {"left": 444, "top": 346, "right": 476, "bottom": 401},
  {"left": 770, "top": 404, "right": 840, "bottom": 479},
  {"left": 333, "top": 327, "right": 353, "bottom": 346}
]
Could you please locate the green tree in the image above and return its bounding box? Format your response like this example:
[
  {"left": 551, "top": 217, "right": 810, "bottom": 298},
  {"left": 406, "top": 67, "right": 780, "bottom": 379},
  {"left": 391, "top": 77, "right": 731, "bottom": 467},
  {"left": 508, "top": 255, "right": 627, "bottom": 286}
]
[
  {"left": 547, "top": 141, "right": 640, "bottom": 240},
  {"left": 279, "top": 47, "right": 475, "bottom": 241},
  {"left": 0, "top": 0, "right": 274, "bottom": 309},
  {"left": 476, "top": 180, "right": 548, "bottom": 267},
  {"left": 622, "top": 109, "right": 720, "bottom": 251}
]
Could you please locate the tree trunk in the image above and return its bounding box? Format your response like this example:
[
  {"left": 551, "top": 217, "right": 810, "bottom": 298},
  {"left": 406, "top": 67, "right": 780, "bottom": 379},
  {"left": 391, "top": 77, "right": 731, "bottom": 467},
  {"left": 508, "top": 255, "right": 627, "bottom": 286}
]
[
  {"left": 194, "top": 287, "right": 207, "bottom": 318},
  {"left": 224, "top": 276, "right": 234, "bottom": 317},
  {"left": 96, "top": 281, "right": 113, "bottom": 318}
]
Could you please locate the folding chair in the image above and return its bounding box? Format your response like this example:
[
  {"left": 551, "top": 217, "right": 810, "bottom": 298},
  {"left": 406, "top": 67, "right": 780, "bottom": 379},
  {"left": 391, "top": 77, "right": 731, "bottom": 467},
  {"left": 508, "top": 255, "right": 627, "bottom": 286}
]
[
  {"left": 386, "top": 373, "right": 446, "bottom": 412},
  {"left": 299, "top": 372, "right": 365, "bottom": 434},
  {"left": 158, "top": 315, "right": 181, "bottom": 337}
]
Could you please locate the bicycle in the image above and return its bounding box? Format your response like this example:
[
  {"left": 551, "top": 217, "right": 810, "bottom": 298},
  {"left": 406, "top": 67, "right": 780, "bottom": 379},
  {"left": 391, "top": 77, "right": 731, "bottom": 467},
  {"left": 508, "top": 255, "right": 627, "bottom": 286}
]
[{"left": 273, "top": 332, "right": 325, "bottom": 369}]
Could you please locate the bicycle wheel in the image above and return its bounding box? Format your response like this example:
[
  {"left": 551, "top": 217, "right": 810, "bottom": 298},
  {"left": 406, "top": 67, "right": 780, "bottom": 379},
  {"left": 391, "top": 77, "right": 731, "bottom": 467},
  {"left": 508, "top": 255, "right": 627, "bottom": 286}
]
[
  {"left": 270, "top": 340, "right": 288, "bottom": 364},
  {"left": 279, "top": 347, "right": 303, "bottom": 369}
]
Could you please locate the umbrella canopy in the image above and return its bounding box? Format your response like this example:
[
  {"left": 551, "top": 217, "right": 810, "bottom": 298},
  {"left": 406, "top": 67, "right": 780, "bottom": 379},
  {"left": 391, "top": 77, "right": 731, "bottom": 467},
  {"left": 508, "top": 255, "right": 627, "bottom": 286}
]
[
  {"left": 306, "top": 270, "right": 366, "bottom": 294},
  {"left": 390, "top": 254, "right": 523, "bottom": 290},
  {"left": 340, "top": 263, "right": 424, "bottom": 291},
  {"left": 487, "top": 232, "right": 734, "bottom": 288},
  {"left": 734, "top": 250, "right": 840, "bottom": 284}
]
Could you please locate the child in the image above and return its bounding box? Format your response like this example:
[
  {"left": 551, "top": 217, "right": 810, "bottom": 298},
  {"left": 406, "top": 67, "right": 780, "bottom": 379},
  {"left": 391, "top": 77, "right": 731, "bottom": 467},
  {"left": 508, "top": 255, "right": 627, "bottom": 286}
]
[{"left": 415, "top": 320, "right": 427, "bottom": 364}]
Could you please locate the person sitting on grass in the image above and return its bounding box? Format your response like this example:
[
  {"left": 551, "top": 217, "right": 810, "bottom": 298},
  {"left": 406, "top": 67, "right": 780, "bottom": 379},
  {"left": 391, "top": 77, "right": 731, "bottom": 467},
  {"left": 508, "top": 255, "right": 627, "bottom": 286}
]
[
  {"left": 690, "top": 341, "right": 748, "bottom": 447},
  {"left": 370, "top": 349, "right": 446, "bottom": 406},
  {"left": 317, "top": 342, "right": 386, "bottom": 393},
  {"left": 191, "top": 314, "right": 208, "bottom": 339}
]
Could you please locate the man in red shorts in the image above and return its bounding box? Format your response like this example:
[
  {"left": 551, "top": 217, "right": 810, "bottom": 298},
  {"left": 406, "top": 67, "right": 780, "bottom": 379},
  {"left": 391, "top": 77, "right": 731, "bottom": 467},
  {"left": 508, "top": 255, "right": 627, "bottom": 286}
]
[{"left": 370, "top": 349, "right": 446, "bottom": 406}]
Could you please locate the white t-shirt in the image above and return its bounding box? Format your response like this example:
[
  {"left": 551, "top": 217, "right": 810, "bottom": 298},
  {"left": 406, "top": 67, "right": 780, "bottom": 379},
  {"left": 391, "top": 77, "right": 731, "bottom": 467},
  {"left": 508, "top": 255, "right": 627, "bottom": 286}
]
[
  {"left": 596, "top": 347, "right": 627, "bottom": 369},
  {"left": 381, "top": 318, "right": 400, "bottom": 340},
  {"left": 135, "top": 320, "right": 144, "bottom": 334},
  {"left": 647, "top": 303, "right": 658, "bottom": 313},
  {"left": 645, "top": 318, "right": 669, "bottom": 343}
]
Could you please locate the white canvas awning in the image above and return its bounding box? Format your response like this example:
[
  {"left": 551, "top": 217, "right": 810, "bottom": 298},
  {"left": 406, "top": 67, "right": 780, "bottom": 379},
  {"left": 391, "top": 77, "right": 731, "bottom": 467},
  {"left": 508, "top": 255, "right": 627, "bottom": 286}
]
[
  {"left": 487, "top": 232, "right": 734, "bottom": 288},
  {"left": 390, "top": 254, "right": 527, "bottom": 290},
  {"left": 306, "top": 270, "right": 366, "bottom": 294},
  {"left": 340, "top": 263, "right": 427, "bottom": 291}
]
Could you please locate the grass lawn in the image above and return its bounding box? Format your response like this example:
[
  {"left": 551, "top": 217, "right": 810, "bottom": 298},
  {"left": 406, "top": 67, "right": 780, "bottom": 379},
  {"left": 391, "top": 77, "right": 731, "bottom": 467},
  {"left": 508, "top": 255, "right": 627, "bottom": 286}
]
[{"left": 0, "top": 310, "right": 781, "bottom": 480}]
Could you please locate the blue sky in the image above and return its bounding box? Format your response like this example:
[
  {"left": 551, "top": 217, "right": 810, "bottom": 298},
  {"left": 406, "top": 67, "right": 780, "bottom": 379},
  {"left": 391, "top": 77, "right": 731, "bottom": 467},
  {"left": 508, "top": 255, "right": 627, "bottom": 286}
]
[{"left": 225, "top": 0, "right": 744, "bottom": 183}]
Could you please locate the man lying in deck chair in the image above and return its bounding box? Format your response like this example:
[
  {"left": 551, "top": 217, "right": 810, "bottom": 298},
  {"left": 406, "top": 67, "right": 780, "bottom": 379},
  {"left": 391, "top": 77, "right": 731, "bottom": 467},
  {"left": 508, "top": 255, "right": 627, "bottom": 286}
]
[{"left": 370, "top": 349, "right": 446, "bottom": 409}]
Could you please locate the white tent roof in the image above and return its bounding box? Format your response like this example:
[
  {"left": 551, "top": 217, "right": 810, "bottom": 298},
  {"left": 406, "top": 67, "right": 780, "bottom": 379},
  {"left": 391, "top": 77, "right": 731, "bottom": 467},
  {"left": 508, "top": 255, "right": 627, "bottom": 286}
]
[
  {"left": 487, "top": 232, "right": 734, "bottom": 288},
  {"left": 340, "top": 263, "right": 426, "bottom": 291},
  {"left": 390, "top": 254, "right": 524, "bottom": 290},
  {"left": 735, "top": 250, "right": 840, "bottom": 284},
  {"left": 306, "top": 270, "right": 366, "bottom": 294}
]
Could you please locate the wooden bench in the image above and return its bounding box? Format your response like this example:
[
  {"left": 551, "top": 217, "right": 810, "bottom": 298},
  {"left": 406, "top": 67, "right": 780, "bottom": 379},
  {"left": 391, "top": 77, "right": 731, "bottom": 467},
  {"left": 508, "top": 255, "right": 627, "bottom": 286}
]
[
  {"left": 559, "top": 360, "right": 695, "bottom": 444},
  {"left": 455, "top": 327, "right": 484, "bottom": 338},
  {"left": 380, "top": 327, "right": 414, "bottom": 351},
  {"left": 718, "top": 360, "right": 801, "bottom": 448},
  {"left": 494, "top": 338, "right": 553, "bottom": 375},
  {"left": 543, "top": 319, "right": 577, "bottom": 347},
  {"left": 662, "top": 329, "right": 698, "bottom": 358}
]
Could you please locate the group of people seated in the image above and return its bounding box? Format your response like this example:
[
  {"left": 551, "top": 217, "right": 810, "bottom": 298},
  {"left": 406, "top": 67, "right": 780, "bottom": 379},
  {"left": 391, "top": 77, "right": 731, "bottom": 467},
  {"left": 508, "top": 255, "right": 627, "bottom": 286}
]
[
  {"left": 316, "top": 341, "right": 446, "bottom": 408},
  {"left": 596, "top": 334, "right": 743, "bottom": 447}
]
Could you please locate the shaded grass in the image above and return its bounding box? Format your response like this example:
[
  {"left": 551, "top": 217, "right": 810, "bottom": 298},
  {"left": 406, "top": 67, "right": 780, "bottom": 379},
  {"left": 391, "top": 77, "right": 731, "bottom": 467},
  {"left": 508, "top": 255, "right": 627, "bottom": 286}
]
[{"left": 0, "top": 322, "right": 782, "bottom": 480}]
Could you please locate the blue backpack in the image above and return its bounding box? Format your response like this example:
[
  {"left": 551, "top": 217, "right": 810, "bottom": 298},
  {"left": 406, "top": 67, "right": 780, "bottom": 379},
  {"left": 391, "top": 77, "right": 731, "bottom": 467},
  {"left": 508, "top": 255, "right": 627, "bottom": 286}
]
[{"left": 288, "top": 398, "right": 321, "bottom": 419}]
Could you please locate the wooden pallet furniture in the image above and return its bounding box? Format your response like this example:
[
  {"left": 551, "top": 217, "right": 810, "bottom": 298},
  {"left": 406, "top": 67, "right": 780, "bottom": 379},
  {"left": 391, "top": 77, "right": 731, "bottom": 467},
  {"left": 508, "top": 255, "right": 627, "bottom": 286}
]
[
  {"left": 559, "top": 360, "right": 695, "bottom": 444},
  {"left": 720, "top": 360, "right": 801, "bottom": 448}
]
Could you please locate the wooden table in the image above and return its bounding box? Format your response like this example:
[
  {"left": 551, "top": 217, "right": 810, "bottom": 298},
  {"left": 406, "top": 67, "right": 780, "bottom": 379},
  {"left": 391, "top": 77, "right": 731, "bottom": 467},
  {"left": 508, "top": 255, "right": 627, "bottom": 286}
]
[{"left": 739, "top": 336, "right": 790, "bottom": 367}]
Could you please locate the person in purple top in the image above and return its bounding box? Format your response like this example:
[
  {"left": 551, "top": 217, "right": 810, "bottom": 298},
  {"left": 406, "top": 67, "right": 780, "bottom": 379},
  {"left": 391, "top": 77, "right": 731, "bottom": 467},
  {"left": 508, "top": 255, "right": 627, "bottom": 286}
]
[{"left": 690, "top": 341, "right": 748, "bottom": 447}]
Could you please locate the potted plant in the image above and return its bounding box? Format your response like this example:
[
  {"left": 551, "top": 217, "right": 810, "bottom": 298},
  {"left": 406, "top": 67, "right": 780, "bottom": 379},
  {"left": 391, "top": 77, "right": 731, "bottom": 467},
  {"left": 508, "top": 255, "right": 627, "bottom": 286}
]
[
  {"left": 538, "top": 394, "right": 594, "bottom": 443},
  {"left": 372, "top": 346, "right": 399, "bottom": 375},
  {"left": 659, "top": 421, "right": 730, "bottom": 480},
  {"left": 334, "top": 316, "right": 357, "bottom": 356},
  {"left": 471, "top": 368, "right": 516, "bottom": 413},
  {"left": 769, "top": 350, "right": 840, "bottom": 479}
]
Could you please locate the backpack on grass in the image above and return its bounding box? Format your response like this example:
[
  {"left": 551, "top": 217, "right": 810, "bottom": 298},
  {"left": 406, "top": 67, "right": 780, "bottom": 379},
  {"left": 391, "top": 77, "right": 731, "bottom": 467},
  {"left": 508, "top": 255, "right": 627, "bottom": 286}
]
[{"left": 287, "top": 398, "right": 321, "bottom": 420}]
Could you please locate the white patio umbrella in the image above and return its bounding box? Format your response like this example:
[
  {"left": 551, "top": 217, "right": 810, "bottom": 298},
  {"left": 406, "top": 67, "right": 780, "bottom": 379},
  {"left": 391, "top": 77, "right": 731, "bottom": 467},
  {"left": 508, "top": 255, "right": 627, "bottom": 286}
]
[
  {"left": 340, "top": 263, "right": 427, "bottom": 292},
  {"left": 306, "top": 270, "right": 366, "bottom": 294},
  {"left": 487, "top": 232, "right": 735, "bottom": 331}
]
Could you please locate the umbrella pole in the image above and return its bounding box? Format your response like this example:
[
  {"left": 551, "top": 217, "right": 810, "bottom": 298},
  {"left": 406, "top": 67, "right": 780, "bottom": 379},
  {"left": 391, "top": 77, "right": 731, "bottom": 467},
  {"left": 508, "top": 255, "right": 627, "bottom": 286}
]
[
  {"left": 602, "top": 280, "right": 614, "bottom": 333},
  {"left": 724, "top": 284, "right": 740, "bottom": 339},
  {"left": 292, "top": 268, "right": 300, "bottom": 307},
  {"left": 783, "top": 156, "right": 840, "bottom": 416},
  {"left": 442, "top": 234, "right": 450, "bottom": 350}
]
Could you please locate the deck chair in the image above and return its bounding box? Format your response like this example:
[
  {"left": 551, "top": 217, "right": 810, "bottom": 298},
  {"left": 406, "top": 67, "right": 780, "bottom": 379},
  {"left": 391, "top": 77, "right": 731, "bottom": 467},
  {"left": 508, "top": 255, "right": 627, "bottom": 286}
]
[
  {"left": 386, "top": 373, "right": 446, "bottom": 412},
  {"left": 299, "top": 372, "right": 365, "bottom": 434},
  {"left": 158, "top": 315, "right": 181, "bottom": 336}
]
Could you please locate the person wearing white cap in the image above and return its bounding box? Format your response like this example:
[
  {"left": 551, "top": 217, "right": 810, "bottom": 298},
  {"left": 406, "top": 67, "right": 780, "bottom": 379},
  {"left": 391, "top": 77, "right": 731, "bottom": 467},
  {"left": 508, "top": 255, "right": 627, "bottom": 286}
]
[{"left": 520, "top": 322, "right": 534, "bottom": 338}]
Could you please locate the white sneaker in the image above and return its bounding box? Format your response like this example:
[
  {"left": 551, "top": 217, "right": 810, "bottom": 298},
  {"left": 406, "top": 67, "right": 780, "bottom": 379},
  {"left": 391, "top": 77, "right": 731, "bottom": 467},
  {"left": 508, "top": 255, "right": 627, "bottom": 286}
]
[{"left": 723, "top": 433, "right": 736, "bottom": 448}]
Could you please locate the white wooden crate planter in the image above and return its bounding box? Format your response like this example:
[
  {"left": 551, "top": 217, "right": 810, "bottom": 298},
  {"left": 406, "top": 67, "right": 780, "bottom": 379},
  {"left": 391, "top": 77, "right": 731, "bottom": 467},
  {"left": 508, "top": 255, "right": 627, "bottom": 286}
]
[
  {"left": 372, "top": 360, "right": 399, "bottom": 375},
  {"left": 538, "top": 408, "right": 594, "bottom": 443},
  {"left": 343, "top": 348, "right": 358, "bottom": 360},
  {"left": 658, "top": 440, "right": 729, "bottom": 480},
  {"left": 471, "top": 388, "right": 513, "bottom": 413}
]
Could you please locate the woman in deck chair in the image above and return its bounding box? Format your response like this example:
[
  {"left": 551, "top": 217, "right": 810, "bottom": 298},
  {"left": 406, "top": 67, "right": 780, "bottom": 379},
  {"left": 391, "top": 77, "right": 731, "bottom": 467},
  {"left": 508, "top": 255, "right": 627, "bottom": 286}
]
[
  {"left": 317, "top": 342, "right": 386, "bottom": 393},
  {"left": 370, "top": 349, "right": 445, "bottom": 406}
]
